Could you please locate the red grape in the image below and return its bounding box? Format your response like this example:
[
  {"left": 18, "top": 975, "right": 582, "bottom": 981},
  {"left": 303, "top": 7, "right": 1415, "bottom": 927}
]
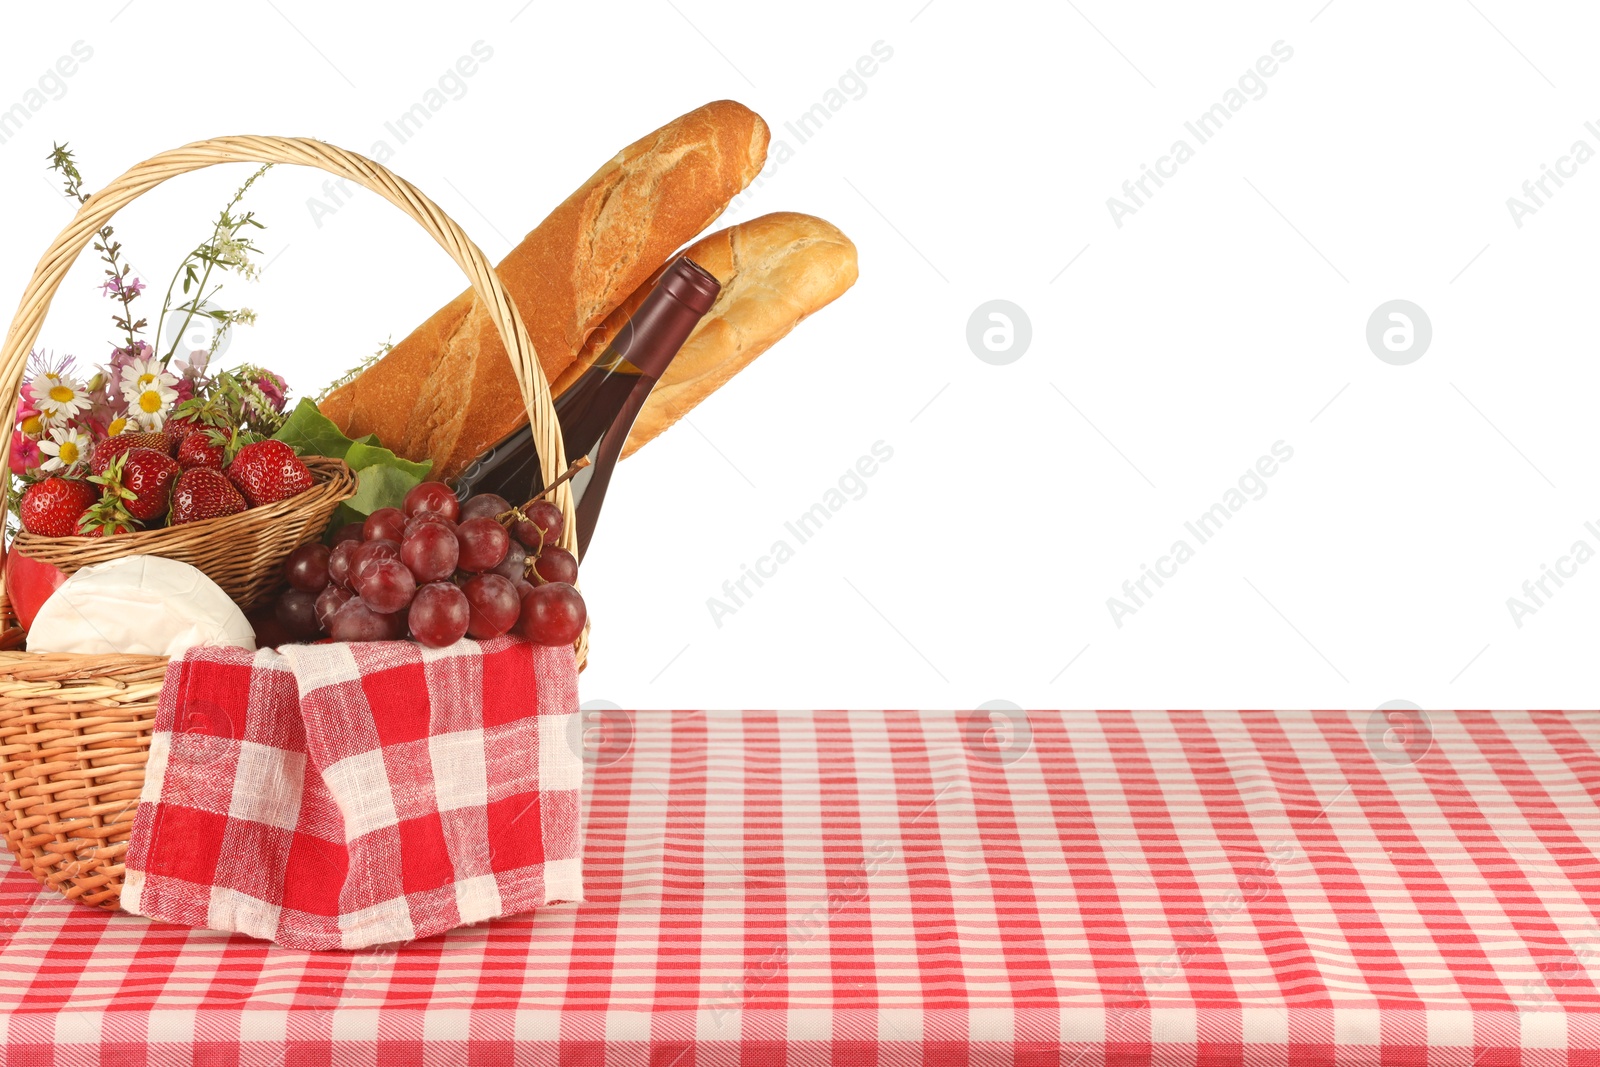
[
  {"left": 404, "top": 481, "right": 460, "bottom": 521},
  {"left": 455, "top": 516, "right": 509, "bottom": 572},
  {"left": 363, "top": 506, "right": 406, "bottom": 543},
  {"left": 532, "top": 546, "right": 578, "bottom": 585},
  {"left": 511, "top": 499, "right": 564, "bottom": 550},
  {"left": 332, "top": 522, "right": 365, "bottom": 544},
  {"left": 462, "top": 573, "right": 521, "bottom": 639},
  {"left": 328, "top": 539, "right": 361, "bottom": 588},
  {"left": 284, "top": 542, "right": 332, "bottom": 592},
  {"left": 355, "top": 557, "right": 416, "bottom": 614},
  {"left": 491, "top": 540, "right": 527, "bottom": 582},
  {"left": 403, "top": 511, "right": 456, "bottom": 540},
  {"left": 517, "top": 582, "right": 586, "bottom": 645},
  {"left": 351, "top": 539, "right": 400, "bottom": 582},
  {"left": 460, "top": 493, "right": 511, "bottom": 523},
  {"left": 275, "top": 588, "right": 321, "bottom": 638},
  {"left": 509, "top": 517, "right": 539, "bottom": 549},
  {"left": 328, "top": 597, "right": 402, "bottom": 642},
  {"left": 409, "top": 581, "right": 470, "bottom": 647},
  {"left": 315, "top": 584, "right": 353, "bottom": 630},
  {"left": 401, "top": 522, "right": 459, "bottom": 583}
]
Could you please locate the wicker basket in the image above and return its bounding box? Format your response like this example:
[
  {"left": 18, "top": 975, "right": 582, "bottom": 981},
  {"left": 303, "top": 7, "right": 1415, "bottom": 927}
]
[
  {"left": 0, "top": 136, "right": 580, "bottom": 910},
  {"left": 12, "top": 455, "right": 355, "bottom": 614}
]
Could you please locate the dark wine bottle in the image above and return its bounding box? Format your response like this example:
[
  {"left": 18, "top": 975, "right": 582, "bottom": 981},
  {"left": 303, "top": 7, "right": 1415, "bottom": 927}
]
[{"left": 452, "top": 257, "right": 721, "bottom": 558}]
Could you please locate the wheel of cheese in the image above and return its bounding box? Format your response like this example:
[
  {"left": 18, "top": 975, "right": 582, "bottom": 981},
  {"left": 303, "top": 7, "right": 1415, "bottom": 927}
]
[{"left": 27, "top": 555, "right": 256, "bottom": 657}]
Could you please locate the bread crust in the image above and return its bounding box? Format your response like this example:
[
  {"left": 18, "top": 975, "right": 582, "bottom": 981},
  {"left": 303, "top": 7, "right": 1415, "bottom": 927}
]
[
  {"left": 318, "top": 100, "right": 770, "bottom": 478},
  {"left": 556, "top": 212, "right": 859, "bottom": 458}
]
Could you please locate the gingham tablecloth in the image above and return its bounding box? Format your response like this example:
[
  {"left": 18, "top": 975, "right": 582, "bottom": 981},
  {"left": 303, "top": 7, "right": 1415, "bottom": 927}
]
[{"left": 2, "top": 710, "right": 1598, "bottom": 1066}]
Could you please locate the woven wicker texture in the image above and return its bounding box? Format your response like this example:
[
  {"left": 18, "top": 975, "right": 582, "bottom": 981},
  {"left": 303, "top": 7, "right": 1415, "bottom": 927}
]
[{"left": 0, "top": 136, "right": 580, "bottom": 910}]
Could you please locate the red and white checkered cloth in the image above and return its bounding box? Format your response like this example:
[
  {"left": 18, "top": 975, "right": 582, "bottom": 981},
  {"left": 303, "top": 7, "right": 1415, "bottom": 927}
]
[
  {"left": 122, "top": 636, "right": 583, "bottom": 950},
  {"left": 3, "top": 711, "right": 1599, "bottom": 1064}
]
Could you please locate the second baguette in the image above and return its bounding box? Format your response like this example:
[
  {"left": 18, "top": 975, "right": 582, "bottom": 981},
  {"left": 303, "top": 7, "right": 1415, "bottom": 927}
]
[{"left": 556, "top": 212, "right": 859, "bottom": 458}]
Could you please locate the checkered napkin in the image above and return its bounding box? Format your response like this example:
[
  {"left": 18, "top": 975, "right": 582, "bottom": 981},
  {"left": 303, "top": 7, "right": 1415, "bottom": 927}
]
[{"left": 122, "top": 636, "right": 584, "bottom": 950}]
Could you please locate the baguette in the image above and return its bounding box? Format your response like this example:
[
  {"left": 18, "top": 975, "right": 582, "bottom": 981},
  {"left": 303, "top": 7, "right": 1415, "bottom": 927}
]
[
  {"left": 318, "top": 100, "right": 770, "bottom": 478},
  {"left": 554, "top": 212, "right": 858, "bottom": 458}
]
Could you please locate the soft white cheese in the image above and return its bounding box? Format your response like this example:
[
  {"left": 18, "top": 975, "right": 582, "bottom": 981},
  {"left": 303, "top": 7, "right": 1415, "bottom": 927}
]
[{"left": 28, "top": 555, "right": 257, "bottom": 657}]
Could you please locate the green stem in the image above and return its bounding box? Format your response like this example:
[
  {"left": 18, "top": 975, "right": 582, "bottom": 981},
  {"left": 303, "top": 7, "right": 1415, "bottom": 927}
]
[
  {"left": 162, "top": 254, "right": 221, "bottom": 365},
  {"left": 156, "top": 165, "right": 267, "bottom": 364},
  {"left": 153, "top": 257, "right": 186, "bottom": 361}
]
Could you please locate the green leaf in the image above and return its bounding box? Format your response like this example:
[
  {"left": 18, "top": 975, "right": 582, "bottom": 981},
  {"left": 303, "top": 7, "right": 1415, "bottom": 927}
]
[
  {"left": 272, "top": 398, "right": 358, "bottom": 460},
  {"left": 344, "top": 441, "right": 431, "bottom": 481},
  {"left": 274, "top": 402, "right": 433, "bottom": 534},
  {"left": 328, "top": 502, "right": 365, "bottom": 532},
  {"left": 342, "top": 463, "right": 422, "bottom": 518}
]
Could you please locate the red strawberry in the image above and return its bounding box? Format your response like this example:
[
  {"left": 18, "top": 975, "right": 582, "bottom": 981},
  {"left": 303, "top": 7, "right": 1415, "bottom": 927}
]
[
  {"left": 226, "top": 440, "right": 312, "bottom": 507},
  {"left": 92, "top": 431, "right": 173, "bottom": 475},
  {"left": 118, "top": 448, "right": 182, "bottom": 521},
  {"left": 177, "top": 429, "right": 228, "bottom": 470},
  {"left": 165, "top": 414, "right": 201, "bottom": 442},
  {"left": 93, "top": 449, "right": 180, "bottom": 523},
  {"left": 77, "top": 490, "right": 138, "bottom": 538},
  {"left": 18, "top": 478, "right": 97, "bottom": 536},
  {"left": 170, "top": 467, "right": 247, "bottom": 525}
]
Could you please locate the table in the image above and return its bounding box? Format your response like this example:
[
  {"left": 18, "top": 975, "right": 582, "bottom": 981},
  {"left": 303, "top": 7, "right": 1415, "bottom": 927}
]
[{"left": 2, "top": 710, "right": 1598, "bottom": 1065}]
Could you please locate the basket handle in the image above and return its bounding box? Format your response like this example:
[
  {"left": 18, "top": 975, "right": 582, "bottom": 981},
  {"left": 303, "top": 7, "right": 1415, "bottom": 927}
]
[{"left": 0, "top": 136, "right": 585, "bottom": 656}]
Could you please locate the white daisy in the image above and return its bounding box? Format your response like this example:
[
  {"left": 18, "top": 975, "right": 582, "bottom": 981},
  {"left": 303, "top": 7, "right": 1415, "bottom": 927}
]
[
  {"left": 128, "top": 380, "right": 179, "bottom": 429},
  {"left": 38, "top": 425, "right": 91, "bottom": 473},
  {"left": 119, "top": 356, "right": 178, "bottom": 405},
  {"left": 30, "top": 373, "right": 89, "bottom": 420}
]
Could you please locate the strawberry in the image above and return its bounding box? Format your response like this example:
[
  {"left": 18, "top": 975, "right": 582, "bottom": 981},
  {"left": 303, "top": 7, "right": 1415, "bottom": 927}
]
[
  {"left": 91, "top": 431, "right": 173, "bottom": 475},
  {"left": 18, "top": 477, "right": 97, "bottom": 536},
  {"left": 165, "top": 413, "right": 201, "bottom": 442},
  {"left": 77, "top": 489, "right": 138, "bottom": 538},
  {"left": 122, "top": 449, "right": 182, "bottom": 521},
  {"left": 93, "top": 449, "right": 181, "bottom": 523},
  {"left": 177, "top": 428, "right": 228, "bottom": 470},
  {"left": 170, "top": 467, "right": 247, "bottom": 525},
  {"left": 226, "top": 440, "right": 312, "bottom": 507},
  {"left": 170, "top": 392, "right": 228, "bottom": 436}
]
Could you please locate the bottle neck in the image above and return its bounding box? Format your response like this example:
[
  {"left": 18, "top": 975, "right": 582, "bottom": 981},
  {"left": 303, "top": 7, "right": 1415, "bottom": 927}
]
[
  {"left": 600, "top": 282, "right": 710, "bottom": 381},
  {"left": 451, "top": 259, "right": 718, "bottom": 508}
]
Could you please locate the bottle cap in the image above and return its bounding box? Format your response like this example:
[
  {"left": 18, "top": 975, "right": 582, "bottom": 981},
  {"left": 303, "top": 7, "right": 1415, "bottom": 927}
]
[
  {"left": 658, "top": 257, "right": 721, "bottom": 315},
  {"left": 610, "top": 257, "right": 721, "bottom": 379}
]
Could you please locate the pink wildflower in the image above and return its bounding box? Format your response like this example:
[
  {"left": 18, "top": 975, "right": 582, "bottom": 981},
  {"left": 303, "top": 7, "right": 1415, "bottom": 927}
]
[{"left": 9, "top": 432, "right": 41, "bottom": 477}]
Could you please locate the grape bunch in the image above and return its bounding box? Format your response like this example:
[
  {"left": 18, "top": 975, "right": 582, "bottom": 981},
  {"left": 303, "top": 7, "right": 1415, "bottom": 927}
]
[{"left": 270, "top": 482, "right": 586, "bottom": 649}]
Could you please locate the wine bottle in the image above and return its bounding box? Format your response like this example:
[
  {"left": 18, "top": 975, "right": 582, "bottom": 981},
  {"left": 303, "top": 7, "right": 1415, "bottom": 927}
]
[{"left": 452, "top": 257, "right": 721, "bottom": 557}]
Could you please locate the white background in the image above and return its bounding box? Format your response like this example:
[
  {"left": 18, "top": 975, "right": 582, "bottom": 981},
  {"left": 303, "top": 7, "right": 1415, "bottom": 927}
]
[{"left": 2, "top": 1, "right": 1597, "bottom": 710}]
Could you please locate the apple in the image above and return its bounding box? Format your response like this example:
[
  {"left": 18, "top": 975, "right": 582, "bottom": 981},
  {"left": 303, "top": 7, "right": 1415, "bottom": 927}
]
[{"left": 4, "top": 548, "right": 69, "bottom": 632}]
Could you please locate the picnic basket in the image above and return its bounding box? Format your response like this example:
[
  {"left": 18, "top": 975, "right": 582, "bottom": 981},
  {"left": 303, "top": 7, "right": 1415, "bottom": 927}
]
[{"left": 0, "top": 136, "right": 581, "bottom": 909}]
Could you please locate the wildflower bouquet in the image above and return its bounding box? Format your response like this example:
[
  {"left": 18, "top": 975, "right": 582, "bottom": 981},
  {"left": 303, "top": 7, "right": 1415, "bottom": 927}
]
[{"left": 8, "top": 147, "right": 309, "bottom": 538}]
